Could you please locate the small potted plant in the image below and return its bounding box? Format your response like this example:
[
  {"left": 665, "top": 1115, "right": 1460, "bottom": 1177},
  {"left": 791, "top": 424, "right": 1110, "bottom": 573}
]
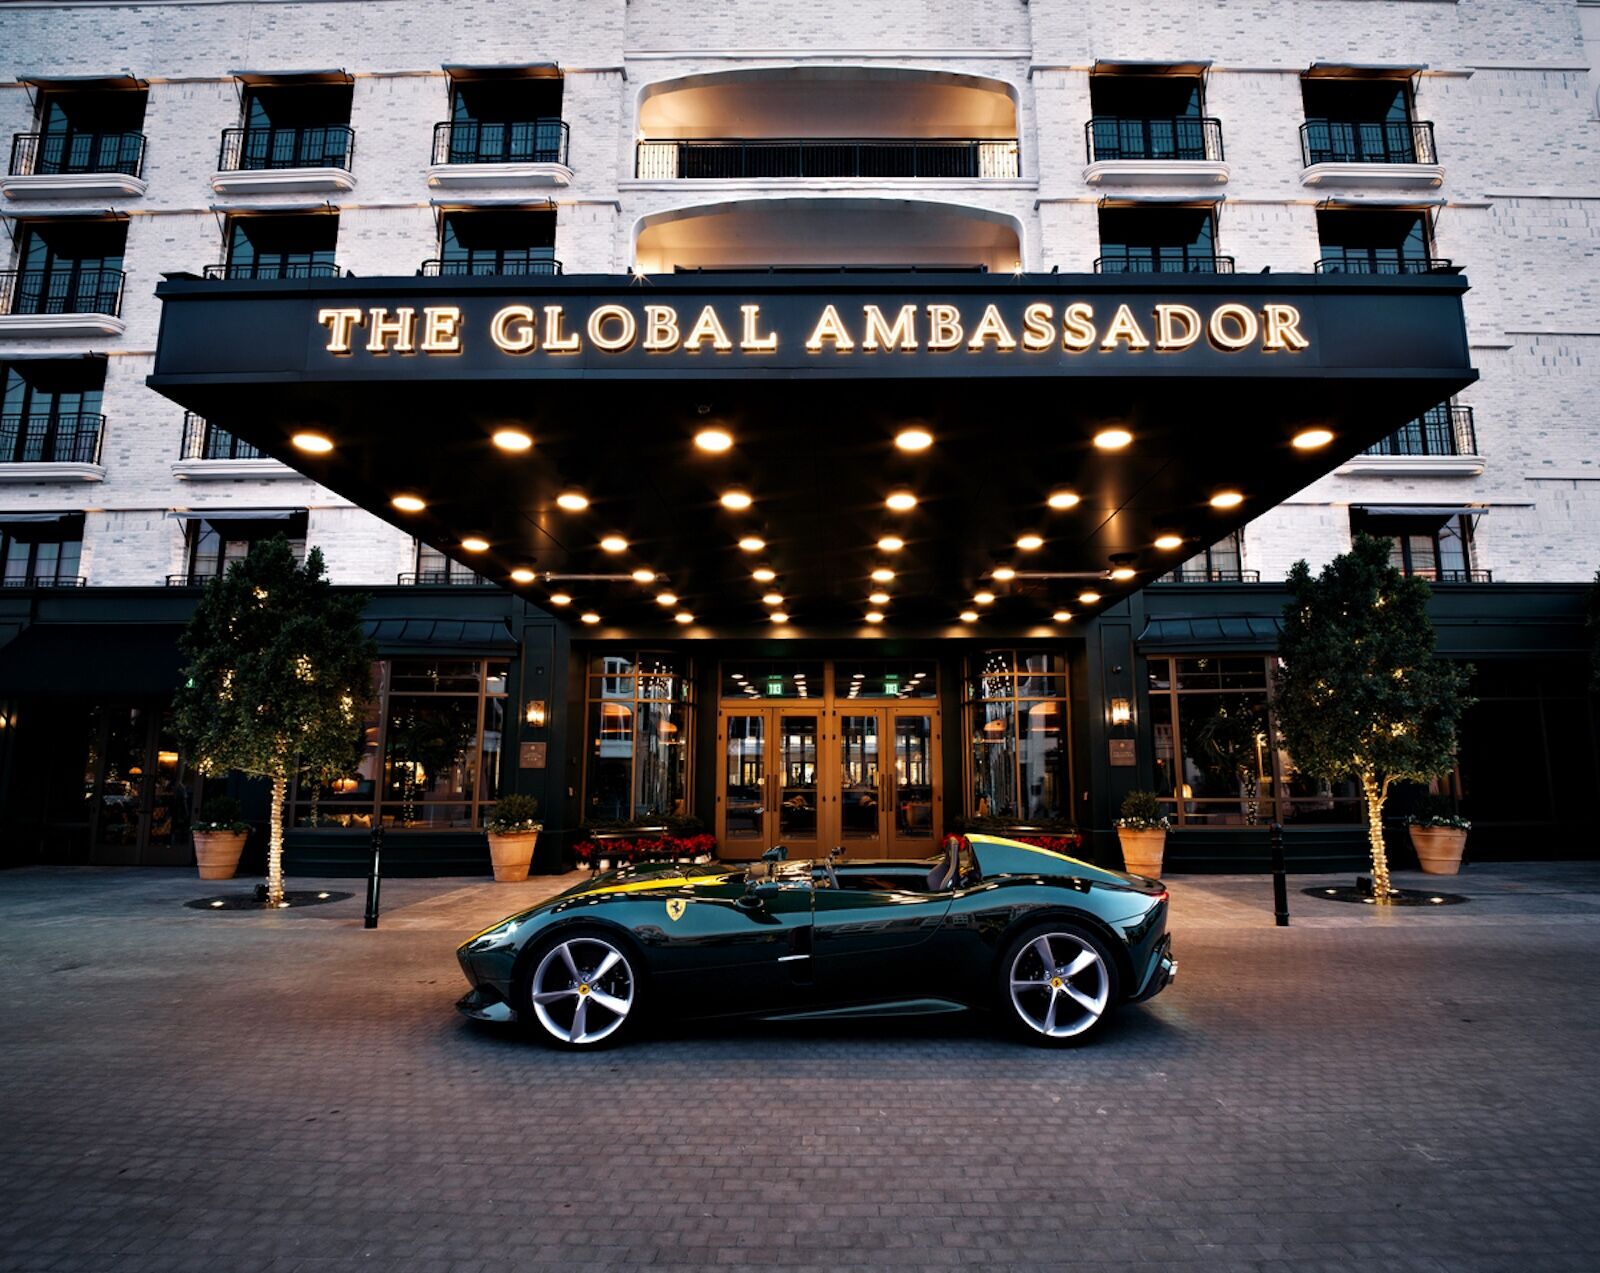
[
  {"left": 485, "top": 793, "right": 542, "bottom": 883},
  {"left": 1405, "top": 795, "right": 1470, "bottom": 875},
  {"left": 1115, "top": 790, "right": 1170, "bottom": 879},
  {"left": 192, "top": 795, "right": 251, "bottom": 881}
]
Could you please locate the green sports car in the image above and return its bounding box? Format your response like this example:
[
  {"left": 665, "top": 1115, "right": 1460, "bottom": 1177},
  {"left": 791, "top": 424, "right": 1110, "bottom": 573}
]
[{"left": 456, "top": 833, "right": 1176, "bottom": 1048}]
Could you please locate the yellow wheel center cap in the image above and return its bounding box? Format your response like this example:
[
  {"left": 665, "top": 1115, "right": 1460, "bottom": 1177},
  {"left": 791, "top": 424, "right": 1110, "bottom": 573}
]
[
  {"left": 578, "top": 983, "right": 590, "bottom": 995},
  {"left": 1049, "top": 976, "right": 1064, "bottom": 989}
]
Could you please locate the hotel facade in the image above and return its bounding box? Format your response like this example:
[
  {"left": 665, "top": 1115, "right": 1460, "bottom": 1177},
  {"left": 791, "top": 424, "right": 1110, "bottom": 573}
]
[{"left": 0, "top": 0, "right": 1595, "bottom": 876}]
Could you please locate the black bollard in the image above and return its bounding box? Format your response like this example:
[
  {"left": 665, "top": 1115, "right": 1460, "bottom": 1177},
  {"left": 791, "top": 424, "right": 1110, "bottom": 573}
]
[
  {"left": 1270, "top": 821, "right": 1289, "bottom": 927},
  {"left": 363, "top": 826, "right": 383, "bottom": 929}
]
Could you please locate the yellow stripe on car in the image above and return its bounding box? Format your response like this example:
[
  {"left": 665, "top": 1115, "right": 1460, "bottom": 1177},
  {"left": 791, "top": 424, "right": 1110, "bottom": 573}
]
[{"left": 578, "top": 874, "right": 727, "bottom": 897}]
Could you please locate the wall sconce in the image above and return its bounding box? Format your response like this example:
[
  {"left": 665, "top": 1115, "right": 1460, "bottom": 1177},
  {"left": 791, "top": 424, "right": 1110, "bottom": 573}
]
[
  {"left": 524, "top": 700, "right": 547, "bottom": 728},
  {"left": 1110, "top": 697, "right": 1132, "bottom": 726}
]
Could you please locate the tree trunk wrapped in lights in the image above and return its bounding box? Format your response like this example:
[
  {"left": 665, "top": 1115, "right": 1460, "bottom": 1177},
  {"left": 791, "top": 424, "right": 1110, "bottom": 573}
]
[
  {"left": 1274, "top": 534, "right": 1472, "bottom": 900},
  {"left": 175, "top": 537, "right": 375, "bottom": 906}
]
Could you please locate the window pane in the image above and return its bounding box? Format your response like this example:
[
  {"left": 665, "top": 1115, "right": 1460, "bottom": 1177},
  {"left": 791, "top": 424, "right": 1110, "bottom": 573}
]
[
  {"left": 1150, "top": 692, "right": 1176, "bottom": 798},
  {"left": 479, "top": 697, "right": 505, "bottom": 805},
  {"left": 586, "top": 702, "right": 634, "bottom": 822},
  {"left": 970, "top": 701, "right": 1018, "bottom": 819},
  {"left": 1174, "top": 692, "right": 1270, "bottom": 824},
  {"left": 720, "top": 661, "right": 822, "bottom": 699},
  {"left": 1147, "top": 658, "right": 1173, "bottom": 691},
  {"left": 1017, "top": 698, "right": 1067, "bottom": 820},
  {"left": 634, "top": 701, "right": 688, "bottom": 818},
  {"left": 1175, "top": 657, "right": 1223, "bottom": 690},
  {"left": 389, "top": 659, "right": 481, "bottom": 693},
  {"left": 835, "top": 660, "right": 937, "bottom": 698},
  {"left": 382, "top": 697, "right": 478, "bottom": 824}
]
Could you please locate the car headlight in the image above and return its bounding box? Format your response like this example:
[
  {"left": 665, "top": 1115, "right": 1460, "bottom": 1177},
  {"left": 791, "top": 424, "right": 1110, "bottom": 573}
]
[{"left": 460, "top": 918, "right": 522, "bottom": 953}]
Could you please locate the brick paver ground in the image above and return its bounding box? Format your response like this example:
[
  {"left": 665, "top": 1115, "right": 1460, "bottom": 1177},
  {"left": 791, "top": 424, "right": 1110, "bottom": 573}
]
[{"left": 2, "top": 861, "right": 1598, "bottom": 1272}]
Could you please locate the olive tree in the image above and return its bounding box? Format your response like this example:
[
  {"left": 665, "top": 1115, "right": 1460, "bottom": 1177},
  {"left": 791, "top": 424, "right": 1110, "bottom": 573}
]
[
  {"left": 175, "top": 537, "right": 375, "bottom": 905},
  {"left": 1274, "top": 535, "right": 1472, "bottom": 898}
]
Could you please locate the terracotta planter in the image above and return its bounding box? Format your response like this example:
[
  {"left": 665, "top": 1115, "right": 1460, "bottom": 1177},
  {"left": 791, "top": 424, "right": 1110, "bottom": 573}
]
[
  {"left": 1409, "top": 826, "right": 1467, "bottom": 875},
  {"left": 1117, "top": 827, "right": 1167, "bottom": 879},
  {"left": 487, "top": 830, "right": 539, "bottom": 883},
  {"left": 193, "top": 830, "right": 247, "bottom": 881}
]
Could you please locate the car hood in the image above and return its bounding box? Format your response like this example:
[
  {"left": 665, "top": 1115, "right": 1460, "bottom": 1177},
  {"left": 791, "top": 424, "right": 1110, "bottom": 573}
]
[{"left": 968, "top": 834, "right": 1165, "bottom": 893}]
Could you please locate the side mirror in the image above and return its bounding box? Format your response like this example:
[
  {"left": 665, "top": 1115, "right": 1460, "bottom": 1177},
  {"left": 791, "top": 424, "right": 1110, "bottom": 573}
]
[{"left": 761, "top": 845, "right": 787, "bottom": 864}]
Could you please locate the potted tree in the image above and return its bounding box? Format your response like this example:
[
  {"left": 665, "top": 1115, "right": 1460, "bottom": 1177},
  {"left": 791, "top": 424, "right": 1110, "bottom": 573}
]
[
  {"left": 1275, "top": 535, "right": 1473, "bottom": 900},
  {"left": 191, "top": 795, "right": 251, "bottom": 880},
  {"left": 1405, "top": 795, "right": 1471, "bottom": 875},
  {"left": 1115, "top": 790, "right": 1170, "bottom": 878},
  {"left": 485, "top": 792, "right": 542, "bottom": 882},
  {"left": 175, "top": 537, "right": 375, "bottom": 907}
]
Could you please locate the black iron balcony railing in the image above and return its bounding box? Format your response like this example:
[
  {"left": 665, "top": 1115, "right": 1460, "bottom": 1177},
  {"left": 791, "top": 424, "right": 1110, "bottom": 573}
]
[
  {"left": 635, "top": 137, "right": 1021, "bottom": 180},
  {"left": 1085, "top": 117, "right": 1225, "bottom": 163},
  {"left": 397, "top": 571, "right": 490, "bottom": 586},
  {"left": 1365, "top": 404, "right": 1477, "bottom": 459},
  {"left": 418, "top": 256, "right": 562, "bottom": 277},
  {"left": 1300, "top": 119, "right": 1436, "bottom": 166},
  {"left": 181, "top": 412, "right": 262, "bottom": 461},
  {"left": 202, "top": 261, "right": 342, "bottom": 280},
  {"left": 0, "top": 413, "right": 106, "bottom": 465},
  {"left": 10, "top": 130, "right": 146, "bottom": 178},
  {"left": 1095, "top": 252, "right": 1235, "bottom": 275},
  {"left": 0, "top": 268, "right": 125, "bottom": 317},
  {"left": 1155, "top": 568, "right": 1262, "bottom": 584},
  {"left": 166, "top": 573, "right": 209, "bottom": 587},
  {"left": 218, "top": 125, "right": 355, "bottom": 172},
  {"left": 1, "top": 573, "right": 86, "bottom": 588},
  {"left": 1315, "top": 251, "right": 1453, "bottom": 276},
  {"left": 1425, "top": 569, "right": 1493, "bottom": 584},
  {"left": 433, "top": 118, "right": 569, "bottom": 166}
]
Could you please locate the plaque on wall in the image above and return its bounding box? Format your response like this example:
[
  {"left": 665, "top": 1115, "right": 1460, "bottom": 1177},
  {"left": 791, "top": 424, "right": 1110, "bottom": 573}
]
[
  {"left": 519, "top": 741, "right": 548, "bottom": 769},
  {"left": 1108, "top": 739, "right": 1136, "bottom": 767}
]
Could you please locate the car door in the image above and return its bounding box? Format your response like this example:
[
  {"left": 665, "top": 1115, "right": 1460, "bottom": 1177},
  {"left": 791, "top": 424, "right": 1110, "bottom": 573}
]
[{"left": 810, "top": 880, "right": 954, "bottom": 1007}]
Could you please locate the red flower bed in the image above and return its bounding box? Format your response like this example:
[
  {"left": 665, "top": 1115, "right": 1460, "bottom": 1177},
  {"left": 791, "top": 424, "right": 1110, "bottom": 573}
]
[
  {"left": 1008, "top": 833, "right": 1084, "bottom": 855},
  {"left": 574, "top": 833, "right": 717, "bottom": 866}
]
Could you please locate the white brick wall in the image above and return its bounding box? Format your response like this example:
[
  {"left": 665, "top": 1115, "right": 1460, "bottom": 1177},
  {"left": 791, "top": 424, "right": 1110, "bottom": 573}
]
[{"left": 0, "top": 0, "right": 1594, "bottom": 587}]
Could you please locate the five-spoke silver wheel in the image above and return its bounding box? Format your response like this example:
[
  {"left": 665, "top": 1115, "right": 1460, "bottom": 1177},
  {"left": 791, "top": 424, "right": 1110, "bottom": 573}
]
[
  {"left": 1007, "top": 930, "right": 1111, "bottom": 1040},
  {"left": 528, "top": 935, "right": 635, "bottom": 1046}
]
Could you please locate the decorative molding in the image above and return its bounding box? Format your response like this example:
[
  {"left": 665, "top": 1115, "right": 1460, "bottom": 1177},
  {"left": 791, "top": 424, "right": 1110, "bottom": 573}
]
[
  {"left": 1083, "top": 160, "right": 1230, "bottom": 188},
  {"left": 425, "top": 162, "right": 574, "bottom": 191},
  {"left": 210, "top": 167, "right": 357, "bottom": 196},
  {"left": 172, "top": 458, "right": 297, "bottom": 481},
  {"left": 0, "top": 312, "right": 126, "bottom": 340},
  {"left": 0, "top": 462, "right": 105, "bottom": 484},
  {"left": 1301, "top": 162, "right": 1445, "bottom": 190},
  {"left": 1, "top": 171, "right": 147, "bottom": 200},
  {"left": 1336, "top": 454, "right": 1485, "bottom": 478}
]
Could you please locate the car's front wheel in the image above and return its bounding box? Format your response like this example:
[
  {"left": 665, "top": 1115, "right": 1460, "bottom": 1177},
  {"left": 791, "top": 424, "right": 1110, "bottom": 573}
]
[
  {"left": 998, "top": 922, "right": 1119, "bottom": 1046},
  {"left": 523, "top": 928, "right": 641, "bottom": 1049}
]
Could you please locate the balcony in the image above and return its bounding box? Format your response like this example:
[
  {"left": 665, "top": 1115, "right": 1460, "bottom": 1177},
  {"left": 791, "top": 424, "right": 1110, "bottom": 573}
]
[
  {"left": 172, "top": 412, "right": 293, "bottom": 481},
  {"left": 418, "top": 256, "right": 562, "bottom": 277},
  {"left": 3, "top": 130, "right": 148, "bottom": 199},
  {"left": 211, "top": 125, "right": 357, "bottom": 195},
  {"left": 1083, "top": 117, "right": 1227, "bottom": 187},
  {"left": 1300, "top": 120, "right": 1442, "bottom": 188},
  {"left": 634, "top": 137, "right": 1020, "bottom": 181},
  {"left": 397, "top": 571, "right": 491, "bottom": 586},
  {"left": 0, "top": 573, "right": 86, "bottom": 588},
  {"left": 1095, "top": 253, "right": 1234, "bottom": 275},
  {"left": 0, "top": 268, "right": 126, "bottom": 339},
  {"left": 0, "top": 412, "right": 106, "bottom": 482},
  {"left": 1417, "top": 569, "right": 1493, "bottom": 584},
  {"left": 1315, "top": 252, "right": 1455, "bottom": 276},
  {"left": 1154, "top": 569, "right": 1262, "bottom": 584},
  {"left": 201, "top": 262, "right": 343, "bottom": 281},
  {"left": 426, "top": 119, "right": 572, "bottom": 191},
  {"left": 1340, "top": 404, "right": 1483, "bottom": 477}
]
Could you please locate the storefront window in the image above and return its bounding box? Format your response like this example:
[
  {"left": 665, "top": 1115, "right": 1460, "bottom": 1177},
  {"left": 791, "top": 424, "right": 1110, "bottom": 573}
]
[
  {"left": 585, "top": 651, "right": 692, "bottom": 822},
  {"left": 965, "top": 651, "right": 1070, "bottom": 822}
]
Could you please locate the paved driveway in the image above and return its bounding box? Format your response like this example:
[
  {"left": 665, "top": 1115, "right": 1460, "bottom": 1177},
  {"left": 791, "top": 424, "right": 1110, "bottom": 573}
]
[{"left": 1, "top": 862, "right": 1598, "bottom": 1271}]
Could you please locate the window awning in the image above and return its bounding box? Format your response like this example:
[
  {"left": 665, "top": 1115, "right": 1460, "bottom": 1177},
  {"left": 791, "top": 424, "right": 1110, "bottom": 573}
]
[
  {"left": 0, "top": 511, "right": 78, "bottom": 525},
  {"left": 1305, "top": 62, "right": 1425, "bottom": 79},
  {"left": 18, "top": 72, "right": 146, "bottom": 92},
  {"left": 362, "top": 618, "right": 518, "bottom": 653},
  {"left": 1137, "top": 616, "right": 1284, "bottom": 653},
  {"left": 1092, "top": 59, "right": 1211, "bottom": 78},
  {"left": 1354, "top": 505, "right": 1488, "bottom": 518},
  {"left": 163, "top": 508, "right": 304, "bottom": 521},
  {"left": 0, "top": 623, "right": 185, "bottom": 697},
  {"left": 441, "top": 62, "right": 561, "bottom": 80},
  {"left": 228, "top": 68, "right": 352, "bottom": 86}
]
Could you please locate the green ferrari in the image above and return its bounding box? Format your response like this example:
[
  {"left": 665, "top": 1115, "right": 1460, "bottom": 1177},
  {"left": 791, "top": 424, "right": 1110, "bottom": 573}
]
[{"left": 456, "top": 833, "right": 1175, "bottom": 1048}]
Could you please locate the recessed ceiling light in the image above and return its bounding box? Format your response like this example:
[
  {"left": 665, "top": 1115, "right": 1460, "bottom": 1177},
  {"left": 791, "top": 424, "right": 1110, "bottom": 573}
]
[
  {"left": 674, "top": 612, "right": 694, "bottom": 624},
  {"left": 600, "top": 535, "right": 628, "bottom": 553},
  {"left": 769, "top": 612, "right": 789, "bottom": 624},
  {"left": 752, "top": 567, "right": 777, "bottom": 582},
  {"left": 1094, "top": 428, "right": 1133, "bottom": 450},
  {"left": 885, "top": 490, "right": 918, "bottom": 512},
  {"left": 1052, "top": 610, "right": 1073, "bottom": 622},
  {"left": 694, "top": 428, "right": 733, "bottom": 452},
  {"left": 737, "top": 536, "right": 765, "bottom": 553},
  {"left": 1154, "top": 534, "right": 1185, "bottom": 551},
  {"left": 720, "top": 489, "right": 753, "bottom": 510},
  {"left": 631, "top": 568, "right": 656, "bottom": 583},
  {"left": 510, "top": 567, "right": 535, "bottom": 583},
  {"left": 876, "top": 535, "right": 904, "bottom": 553},
  {"left": 870, "top": 568, "right": 895, "bottom": 583},
  {"left": 1293, "top": 428, "right": 1335, "bottom": 450},
  {"left": 1016, "top": 534, "right": 1044, "bottom": 551},
  {"left": 391, "top": 494, "right": 425, "bottom": 513},
  {"left": 894, "top": 428, "right": 933, "bottom": 452},
  {"left": 960, "top": 610, "right": 979, "bottom": 623},
  {"left": 1078, "top": 590, "right": 1101, "bottom": 605},
  {"left": 580, "top": 612, "right": 601, "bottom": 625},
  {"left": 992, "top": 566, "right": 1016, "bottom": 581},
  {"left": 1047, "top": 490, "right": 1081, "bottom": 509},
  {"left": 974, "top": 591, "right": 995, "bottom": 605},
  {"left": 460, "top": 536, "right": 490, "bottom": 553},
  {"left": 556, "top": 491, "right": 589, "bottom": 511},
  {"left": 291, "top": 432, "right": 333, "bottom": 454},
  {"left": 1110, "top": 566, "right": 1137, "bottom": 582},
  {"left": 548, "top": 592, "right": 572, "bottom": 606},
  {"left": 492, "top": 428, "right": 533, "bottom": 452},
  {"left": 656, "top": 591, "right": 678, "bottom": 606},
  {"left": 868, "top": 591, "right": 890, "bottom": 605},
  {"left": 865, "top": 611, "right": 885, "bottom": 624},
  {"left": 1210, "top": 490, "right": 1245, "bottom": 509},
  {"left": 762, "top": 593, "right": 783, "bottom": 606}
]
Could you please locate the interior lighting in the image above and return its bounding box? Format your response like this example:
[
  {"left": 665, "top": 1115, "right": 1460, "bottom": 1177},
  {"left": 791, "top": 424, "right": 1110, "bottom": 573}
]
[
  {"left": 769, "top": 612, "right": 789, "bottom": 624},
  {"left": 885, "top": 490, "right": 918, "bottom": 512},
  {"left": 492, "top": 428, "right": 533, "bottom": 452},
  {"left": 974, "top": 591, "right": 995, "bottom": 605},
  {"left": 894, "top": 428, "right": 933, "bottom": 452},
  {"left": 720, "top": 489, "right": 753, "bottom": 510},
  {"left": 674, "top": 612, "right": 694, "bottom": 625},
  {"left": 960, "top": 611, "right": 979, "bottom": 623},
  {"left": 510, "top": 567, "right": 536, "bottom": 583},
  {"left": 762, "top": 593, "right": 784, "bottom": 606},
  {"left": 655, "top": 592, "right": 678, "bottom": 606},
  {"left": 291, "top": 432, "right": 333, "bottom": 454},
  {"left": 1078, "top": 590, "right": 1102, "bottom": 605},
  {"left": 1016, "top": 534, "right": 1044, "bottom": 551},
  {"left": 460, "top": 536, "right": 490, "bottom": 553},
  {"left": 1052, "top": 610, "right": 1073, "bottom": 623},
  {"left": 868, "top": 591, "right": 890, "bottom": 605},
  {"left": 556, "top": 491, "right": 589, "bottom": 511},
  {"left": 1110, "top": 566, "right": 1137, "bottom": 582},
  {"left": 1293, "top": 428, "right": 1335, "bottom": 450},
  {"left": 694, "top": 428, "right": 733, "bottom": 453},
  {"left": 1154, "top": 534, "right": 1185, "bottom": 551},
  {"left": 876, "top": 536, "right": 904, "bottom": 552},
  {"left": 631, "top": 568, "right": 656, "bottom": 583},
  {"left": 600, "top": 535, "right": 628, "bottom": 553},
  {"left": 870, "top": 568, "right": 895, "bottom": 583},
  {"left": 1093, "top": 428, "right": 1133, "bottom": 450},
  {"left": 992, "top": 566, "right": 1016, "bottom": 581},
  {"left": 548, "top": 592, "right": 572, "bottom": 606},
  {"left": 738, "top": 536, "right": 766, "bottom": 552},
  {"left": 1110, "top": 697, "right": 1133, "bottom": 725},
  {"left": 391, "top": 494, "right": 425, "bottom": 513},
  {"left": 752, "top": 567, "right": 777, "bottom": 582},
  {"left": 580, "top": 612, "right": 602, "bottom": 625},
  {"left": 865, "top": 612, "right": 885, "bottom": 624},
  {"left": 1210, "top": 490, "right": 1245, "bottom": 509},
  {"left": 1047, "top": 490, "right": 1081, "bottom": 509}
]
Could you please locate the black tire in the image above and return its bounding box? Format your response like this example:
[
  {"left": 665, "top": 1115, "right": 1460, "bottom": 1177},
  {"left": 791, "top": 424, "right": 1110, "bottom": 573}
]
[
  {"left": 519, "top": 925, "right": 644, "bottom": 1051},
  {"left": 996, "top": 920, "right": 1121, "bottom": 1047}
]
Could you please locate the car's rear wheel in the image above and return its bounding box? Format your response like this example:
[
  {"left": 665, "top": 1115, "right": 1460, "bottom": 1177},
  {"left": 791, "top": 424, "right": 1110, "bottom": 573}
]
[
  {"left": 523, "top": 928, "right": 640, "bottom": 1049},
  {"left": 998, "top": 922, "right": 1119, "bottom": 1046}
]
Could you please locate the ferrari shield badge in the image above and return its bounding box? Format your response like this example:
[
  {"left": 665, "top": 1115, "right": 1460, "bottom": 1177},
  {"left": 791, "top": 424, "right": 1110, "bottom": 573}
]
[{"left": 665, "top": 898, "right": 687, "bottom": 922}]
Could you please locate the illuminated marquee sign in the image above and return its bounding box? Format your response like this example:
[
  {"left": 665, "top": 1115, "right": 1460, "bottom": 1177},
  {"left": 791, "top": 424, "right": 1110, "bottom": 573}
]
[{"left": 316, "top": 298, "right": 1310, "bottom": 359}]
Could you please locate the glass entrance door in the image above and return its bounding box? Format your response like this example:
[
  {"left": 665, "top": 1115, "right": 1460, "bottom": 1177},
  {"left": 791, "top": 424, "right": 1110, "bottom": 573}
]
[
  {"left": 717, "top": 709, "right": 822, "bottom": 856},
  {"left": 886, "top": 710, "right": 940, "bottom": 857},
  {"left": 835, "top": 711, "right": 885, "bottom": 855}
]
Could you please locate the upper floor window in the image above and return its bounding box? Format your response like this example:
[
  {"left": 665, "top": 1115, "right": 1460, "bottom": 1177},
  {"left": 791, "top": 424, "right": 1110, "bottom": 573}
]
[
  {"left": 1350, "top": 512, "right": 1486, "bottom": 583},
  {"left": 436, "top": 70, "right": 566, "bottom": 165},
  {"left": 1, "top": 514, "right": 84, "bottom": 586},
  {"left": 1300, "top": 72, "right": 1434, "bottom": 165},
  {"left": 1096, "top": 205, "right": 1229, "bottom": 273},
  {"left": 1086, "top": 70, "right": 1221, "bottom": 163},
  {"left": 181, "top": 514, "right": 307, "bottom": 584},
  {"left": 6, "top": 218, "right": 126, "bottom": 316},
  {"left": 1, "top": 359, "right": 105, "bottom": 465},
  {"left": 1316, "top": 208, "right": 1442, "bottom": 275},
  {"left": 20, "top": 84, "right": 147, "bottom": 177},
  {"left": 1159, "top": 531, "right": 1253, "bottom": 583},
  {"left": 410, "top": 539, "right": 485, "bottom": 586},
  {"left": 214, "top": 213, "right": 339, "bottom": 280},
  {"left": 424, "top": 210, "right": 558, "bottom": 276},
  {"left": 221, "top": 79, "right": 355, "bottom": 172},
  {"left": 1365, "top": 401, "right": 1478, "bottom": 460}
]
